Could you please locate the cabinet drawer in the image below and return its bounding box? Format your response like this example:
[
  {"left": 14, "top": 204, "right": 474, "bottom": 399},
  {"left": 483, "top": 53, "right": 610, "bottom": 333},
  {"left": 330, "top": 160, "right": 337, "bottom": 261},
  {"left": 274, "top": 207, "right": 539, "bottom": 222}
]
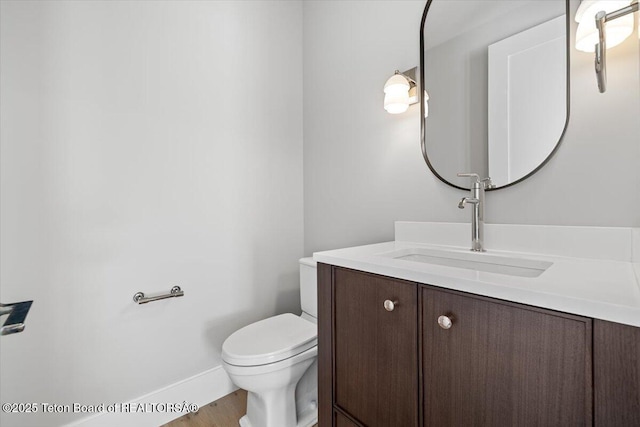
[{"left": 335, "top": 409, "right": 361, "bottom": 427}]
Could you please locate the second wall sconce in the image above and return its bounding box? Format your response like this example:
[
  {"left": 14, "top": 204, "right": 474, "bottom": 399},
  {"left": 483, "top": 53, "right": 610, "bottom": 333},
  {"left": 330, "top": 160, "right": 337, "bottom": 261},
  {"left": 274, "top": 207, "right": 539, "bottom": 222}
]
[
  {"left": 575, "top": 0, "right": 639, "bottom": 93},
  {"left": 384, "top": 67, "right": 419, "bottom": 114}
]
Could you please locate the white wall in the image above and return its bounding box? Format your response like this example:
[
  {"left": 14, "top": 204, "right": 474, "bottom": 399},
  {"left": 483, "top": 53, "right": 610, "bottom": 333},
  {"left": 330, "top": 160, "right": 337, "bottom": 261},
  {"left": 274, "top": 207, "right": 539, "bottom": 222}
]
[
  {"left": 0, "top": 2, "right": 303, "bottom": 426},
  {"left": 303, "top": 0, "right": 640, "bottom": 255}
]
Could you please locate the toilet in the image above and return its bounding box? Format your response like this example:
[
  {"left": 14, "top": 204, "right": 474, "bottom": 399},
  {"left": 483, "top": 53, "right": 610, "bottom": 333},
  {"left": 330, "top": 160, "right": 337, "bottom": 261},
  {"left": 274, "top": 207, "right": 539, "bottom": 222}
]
[{"left": 222, "top": 258, "right": 318, "bottom": 427}]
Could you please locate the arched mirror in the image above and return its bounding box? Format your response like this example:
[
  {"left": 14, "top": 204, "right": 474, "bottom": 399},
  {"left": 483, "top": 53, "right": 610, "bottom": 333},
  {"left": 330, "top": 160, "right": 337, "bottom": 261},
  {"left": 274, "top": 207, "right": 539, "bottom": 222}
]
[{"left": 420, "top": 0, "right": 570, "bottom": 190}]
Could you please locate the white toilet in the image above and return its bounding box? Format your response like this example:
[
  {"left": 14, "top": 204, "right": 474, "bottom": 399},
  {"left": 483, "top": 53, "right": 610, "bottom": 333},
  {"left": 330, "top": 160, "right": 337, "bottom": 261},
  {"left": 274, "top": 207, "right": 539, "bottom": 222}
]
[{"left": 222, "top": 258, "right": 318, "bottom": 427}]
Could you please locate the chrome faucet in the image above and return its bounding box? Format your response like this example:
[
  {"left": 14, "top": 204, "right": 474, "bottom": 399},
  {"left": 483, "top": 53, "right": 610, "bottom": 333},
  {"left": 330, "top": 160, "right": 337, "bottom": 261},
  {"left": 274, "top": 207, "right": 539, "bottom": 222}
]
[{"left": 457, "top": 173, "right": 494, "bottom": 252}]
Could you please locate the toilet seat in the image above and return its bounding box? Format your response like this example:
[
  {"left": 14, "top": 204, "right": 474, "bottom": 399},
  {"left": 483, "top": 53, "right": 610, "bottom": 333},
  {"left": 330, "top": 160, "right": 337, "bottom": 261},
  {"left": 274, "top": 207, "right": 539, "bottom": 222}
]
[
  {"left": 223, "top": 345, "right": 318, "bottom": 377},
  {"left": 222, "top": 313, "right": 317, "bottom": 367}
]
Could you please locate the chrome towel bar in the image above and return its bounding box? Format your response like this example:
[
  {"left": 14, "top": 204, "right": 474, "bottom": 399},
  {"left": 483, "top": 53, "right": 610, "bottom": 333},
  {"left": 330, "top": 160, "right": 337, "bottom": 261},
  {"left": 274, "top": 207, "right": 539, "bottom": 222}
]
[{"left": 133, "top": 286, "right": 184, "bottom": 305}]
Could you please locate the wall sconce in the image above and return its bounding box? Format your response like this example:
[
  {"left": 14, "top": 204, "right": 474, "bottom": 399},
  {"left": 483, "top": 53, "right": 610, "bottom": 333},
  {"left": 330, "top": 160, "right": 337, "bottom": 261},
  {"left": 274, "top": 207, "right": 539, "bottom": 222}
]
[
  {"left": 384, "top": 67, "right": 419, "bottom": 114},
  {"left": 575, "top": 0, "right": 639, "bottom": 93}
]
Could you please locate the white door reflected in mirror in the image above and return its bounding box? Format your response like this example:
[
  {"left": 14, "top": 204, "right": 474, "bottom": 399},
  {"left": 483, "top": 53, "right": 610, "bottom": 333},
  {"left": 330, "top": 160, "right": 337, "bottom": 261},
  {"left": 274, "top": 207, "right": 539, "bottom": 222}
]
[{"left": 488, "top": 16, "right": 566, "bottom": 186}]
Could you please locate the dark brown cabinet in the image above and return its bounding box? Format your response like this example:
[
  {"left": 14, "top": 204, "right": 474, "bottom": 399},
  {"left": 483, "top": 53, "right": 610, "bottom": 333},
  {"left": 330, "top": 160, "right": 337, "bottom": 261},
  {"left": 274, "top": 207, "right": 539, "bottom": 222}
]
[
  {"left": 333, "top": 268, "right": 418, "bottom": 427},
  {"left": 334, "top": 410, "right": 361, "bottom": 427},
  {"left": 318, "top": 263, "right": 640, "bottom": 427},
  {"left": 594, "top": 319, "right": 640, "bottom": 426},
  {"left": 422, "top": 286, "right": 592, "bottom": 426}
]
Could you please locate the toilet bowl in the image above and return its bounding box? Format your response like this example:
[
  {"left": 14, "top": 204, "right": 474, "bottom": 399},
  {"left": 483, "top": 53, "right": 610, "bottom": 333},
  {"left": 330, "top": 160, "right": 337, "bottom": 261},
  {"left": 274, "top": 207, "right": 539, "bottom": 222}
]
[{"left": 221, "top": 258, "right": 318, "bottom": 427}]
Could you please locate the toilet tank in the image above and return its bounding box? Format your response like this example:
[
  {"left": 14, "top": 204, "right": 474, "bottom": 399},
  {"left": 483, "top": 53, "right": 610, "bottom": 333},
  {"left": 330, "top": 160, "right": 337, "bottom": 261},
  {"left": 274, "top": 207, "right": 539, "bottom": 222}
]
[{"left": 299, "top": 258, "right": 317, "bottom": 319}]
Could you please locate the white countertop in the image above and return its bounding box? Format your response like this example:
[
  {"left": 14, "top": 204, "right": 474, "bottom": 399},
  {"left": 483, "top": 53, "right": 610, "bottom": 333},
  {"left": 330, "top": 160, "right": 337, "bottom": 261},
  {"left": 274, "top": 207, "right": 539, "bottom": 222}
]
[{"left": 313, "top": 223, "right": 640, "bottom": 327}]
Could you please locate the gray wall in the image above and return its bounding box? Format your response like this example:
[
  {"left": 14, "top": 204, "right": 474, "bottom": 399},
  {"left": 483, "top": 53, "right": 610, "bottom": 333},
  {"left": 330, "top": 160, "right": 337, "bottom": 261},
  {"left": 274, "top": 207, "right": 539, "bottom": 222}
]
[
  {"left": 0, "top": 2, "right": 303, "bottom": 426},
  {"left": 303, "top": 0, "right": 640, "bottom": 255}
]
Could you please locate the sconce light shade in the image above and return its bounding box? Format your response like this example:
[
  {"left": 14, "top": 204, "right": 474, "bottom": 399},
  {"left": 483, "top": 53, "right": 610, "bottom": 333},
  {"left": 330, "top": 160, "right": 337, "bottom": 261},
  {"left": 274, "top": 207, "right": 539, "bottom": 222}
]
[
  {"left": 384, "top": 72, "right": 411, "bottom": 114},
  {"left": 575, "top": 0, "right": 634, "bottom": 52}
]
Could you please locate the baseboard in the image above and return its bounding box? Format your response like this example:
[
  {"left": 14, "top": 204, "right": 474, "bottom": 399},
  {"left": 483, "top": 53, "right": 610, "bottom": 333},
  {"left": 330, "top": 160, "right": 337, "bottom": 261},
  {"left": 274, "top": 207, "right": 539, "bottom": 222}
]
[{"left": 64, "top": 365, "right": 237, "bottom": 427}]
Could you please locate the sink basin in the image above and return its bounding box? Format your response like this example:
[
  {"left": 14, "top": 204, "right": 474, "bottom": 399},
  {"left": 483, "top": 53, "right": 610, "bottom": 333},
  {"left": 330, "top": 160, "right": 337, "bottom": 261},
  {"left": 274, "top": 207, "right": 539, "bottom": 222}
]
[{"left": 378, "top": 248, "right": 552, "bottom": 278}]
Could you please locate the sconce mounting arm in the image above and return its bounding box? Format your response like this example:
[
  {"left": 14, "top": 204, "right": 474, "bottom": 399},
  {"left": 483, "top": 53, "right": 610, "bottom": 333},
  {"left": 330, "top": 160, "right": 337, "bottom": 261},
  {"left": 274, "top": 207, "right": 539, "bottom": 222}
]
[{"left": 594, "top": 0, "right": 639, "bottom": 93}]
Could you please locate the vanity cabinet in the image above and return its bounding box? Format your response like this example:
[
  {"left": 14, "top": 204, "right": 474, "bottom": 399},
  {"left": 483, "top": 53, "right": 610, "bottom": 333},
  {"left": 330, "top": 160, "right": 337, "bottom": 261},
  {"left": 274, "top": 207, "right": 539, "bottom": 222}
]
[
  {"left": 594, "top": 320, "right": 640, "bottom": 426},
  {"left": 422, "top": 286, "right": 592, "bottom": 426},
  {"left": 318, "top": 263, "right": 640, "bottom": 427},
  {"left": 334, "top": 410, "right": 360, "bottom": 427}
]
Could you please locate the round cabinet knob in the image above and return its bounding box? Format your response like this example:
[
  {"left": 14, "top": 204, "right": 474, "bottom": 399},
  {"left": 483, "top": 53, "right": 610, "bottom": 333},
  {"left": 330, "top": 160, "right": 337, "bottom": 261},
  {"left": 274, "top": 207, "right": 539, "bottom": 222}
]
[
  {"left": 438, "top": 315, "right": 453, "bottom": 329},
  {"left": 383, "top": 300, "right": 398, "bottom": 312}
]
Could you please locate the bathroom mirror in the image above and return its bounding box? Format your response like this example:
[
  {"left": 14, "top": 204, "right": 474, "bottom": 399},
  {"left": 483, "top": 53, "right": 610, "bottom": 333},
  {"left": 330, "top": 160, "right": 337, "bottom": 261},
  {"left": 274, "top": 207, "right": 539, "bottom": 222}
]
[{"left": 420, "top": 0, "right": 569, "bottom": 190}]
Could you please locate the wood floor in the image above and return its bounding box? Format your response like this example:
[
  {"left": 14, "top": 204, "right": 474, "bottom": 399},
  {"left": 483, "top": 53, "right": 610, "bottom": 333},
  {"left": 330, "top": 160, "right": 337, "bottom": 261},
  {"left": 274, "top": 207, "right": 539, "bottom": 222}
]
[
  {"left": 162, "top": 390, "right": 247, "bottom": 427},
  {"left": 162, "top": 389, "right": 318, "bottom": 427}
]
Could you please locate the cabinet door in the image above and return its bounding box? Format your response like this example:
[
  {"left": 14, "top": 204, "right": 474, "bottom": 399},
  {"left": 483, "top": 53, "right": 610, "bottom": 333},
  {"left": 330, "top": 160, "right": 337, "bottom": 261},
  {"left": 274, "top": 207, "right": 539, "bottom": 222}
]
[
  {"left": 594, "top": 319, "right": 640, "bottom": 426},
  {"left": 422, "top": 286, "right": 592, "bottom": 426},
  {"left": 334, "top": 268, "right": 418, "bottom": 427}
]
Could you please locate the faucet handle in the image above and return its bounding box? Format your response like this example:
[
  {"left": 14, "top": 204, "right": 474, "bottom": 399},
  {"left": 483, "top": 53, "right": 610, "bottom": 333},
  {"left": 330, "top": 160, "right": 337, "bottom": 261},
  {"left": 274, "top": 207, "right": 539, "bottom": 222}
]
[
  {"left": 458, "top": 173, "right": 480, "bottom": 183},
  {"left": 480, "top": 177, "right": 495, "bottom": 189},
  {"left": 457, "top": 173, "right": 494, "bottom": 189},
  {"left": 457, "top": 173, "right": 480, "bottom": 182}
]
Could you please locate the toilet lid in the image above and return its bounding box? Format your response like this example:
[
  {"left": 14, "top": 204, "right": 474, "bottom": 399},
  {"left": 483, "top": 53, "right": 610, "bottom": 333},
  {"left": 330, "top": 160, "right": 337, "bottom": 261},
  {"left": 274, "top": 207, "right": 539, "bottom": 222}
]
[{"left": 222, "top": 313, "right": 317, "bottom": 366}]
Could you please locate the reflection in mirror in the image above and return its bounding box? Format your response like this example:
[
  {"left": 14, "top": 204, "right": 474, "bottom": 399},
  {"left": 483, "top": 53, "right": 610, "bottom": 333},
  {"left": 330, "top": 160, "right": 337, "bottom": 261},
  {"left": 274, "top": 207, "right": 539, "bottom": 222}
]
[{"left": 420, "top": 0, "right": 569, "bottom": 190}]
